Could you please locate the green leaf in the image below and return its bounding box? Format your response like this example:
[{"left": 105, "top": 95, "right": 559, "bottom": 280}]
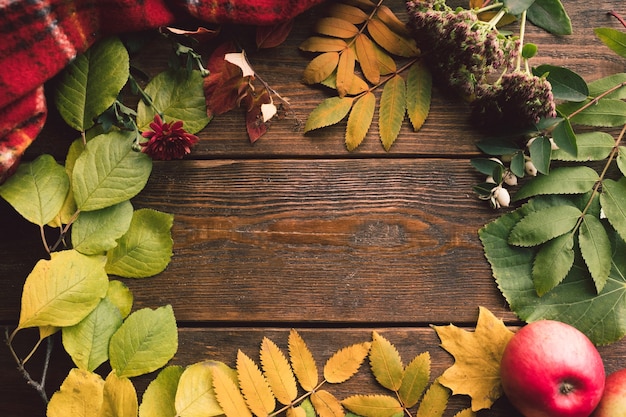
[
  {"left": 99, "top": 371, "right": 138, "bottom": 417},
  {"left": 600, "top": 178, "right": 626, "bottom": 242},
  {"left": 379, "top": 74, "right": 406, "bottom": 151},
  {"left": 527, "top": 0, "right": 572, "bottom": 35},
  {"left": 72, "top": 131, "right": 152, "bottom": 211},
  {"left": 398, "top": 352, "right": 430, "bottom": 408},
  {"left": 175, "top": 361, "right": 234, "bottom": 417},
  {"left": 342, "top": 394, "right": 403, "bottom": 417},
  {"left": 528, "top": 136, "right": 551, "bottom": 175},
  {"left": 137, "top": 69, "right": 211, "bottom": 134},
  {"left": 579, "top": 214, "right": 612, "bottom": 293},
  {"left": 513, "top": 166, "right": 599, "bottom": 201},
  {"left": 508, "top": 205, "right": 581, "bottom": 247},
  {"left": 588, "top": 73, "right": 626, "bottom": 99},
  {"left": 475, "top": 138, "right": 521, "bottom": 156},
  {"left": 47, "top": 368, "right": 105, "bottom": 417},
  {"left": 532, "top": 233, "right": 575, "bottom": 296},
  {"left": 595, "top": 28, "right": 626, "bottom": 58},
  {"left": 479, "top": 197, "right": 626, "bottom": 345},
  {"left": 406, "top": 61, "right": 432, "bottom": 131},
  {"left": 109, "top": 305, "right": 178, "bottom": 378},
  {"left": 72, "top": 201, "right": 133, "bottom": 255},
  {"left": 470, "top": 158, "right": 503, "bottom": 177},
  {"left": 510, "top": 151, "right": 526, "bottom": 178},
  {"left": 54, "top": 37, "right": 129, "bottom": 131},
  {"left": 534, "top": 65, "right": 587, "bottom": 102},
  {"left": 551, "top": 131, "right": 614, "bottom": 162},
  {"left": 106, "top": 280, "right": 133, "bottom": 319},
  {"left": 559, "top": 99, "right": 626, "bottom": 127},
  {"left": 619, "top": 147, "right": 626, "bottom": 177},
  {"left": 18, "top": 250, "right": 108, "bottom": 329},
  {"left": 62, "top": 298, "right": 123, "bottom": 371},
  {"left": 0, "top": 154, "right": 69, "bottom": 226},
  {"left": 139, "top": 366, "right": 184, "bottom": 417},
  {"left": 503, "top": 0, "right": 536, "bottom": 16},
  {"left": 106, "top": 208, "right": 174, "bottom": 278},
  {"left": 346, "top": 92, "right": 376, "bottom": 151},
  {"left": 550, "top": 119, "right": 576, "bottom": 157},
  {"left": 305, "top": 96, "right": 354, "bottom": 132}
]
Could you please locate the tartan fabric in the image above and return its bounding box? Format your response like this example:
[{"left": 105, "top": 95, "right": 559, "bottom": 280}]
[{"left": 0, "top": 0, "right": 324, "bottom": 181}]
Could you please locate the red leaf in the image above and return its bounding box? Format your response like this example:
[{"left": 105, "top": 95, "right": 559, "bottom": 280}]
[
  {"left": 243, "top": 90, "right": 272, "bottom": 143},
  {"left": 256, "top": 20, "right": 294, "bottom": 49},
  {"left": 204, "top": 42, "right": 250, "bottom": 116}
]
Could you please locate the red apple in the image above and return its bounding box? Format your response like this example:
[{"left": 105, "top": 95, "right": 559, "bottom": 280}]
[
  {"left": 591, "top": 368, "right": 626, "bottom": 416},
  {"left": 500, "top": 320, "right": 605, "bottom": 417}
]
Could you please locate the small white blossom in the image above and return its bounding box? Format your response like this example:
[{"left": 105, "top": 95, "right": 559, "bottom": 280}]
[{"left": 525, "top": 160, "right": 538, "bottom": 176}]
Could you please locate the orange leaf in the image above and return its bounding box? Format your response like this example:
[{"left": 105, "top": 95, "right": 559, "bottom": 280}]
[
  {"left": 355, "top": 33, "right": 380, "bottom": 84},
  {"left": 327, "top": 3, "right": 369, "bottom": 24},
  {"left": 336, "top": 48, "right": 356, "bottom": 97},
  {"left": 213, "top": 367, "right": 253, "bottom": 417},
  {"left": 237, "top": 350, "right": 275, "bottom": 416},
  {"left": 323, "top": 342, "right": 371, "bottom": 383},
  {"left": 302, "top": 52, "right": 340, "bottom": 85},
  {"left": 367, "top": 18, "right": 420, "bottom": 57},
  {"left": 310, "top": 390, "right": 344, "bottom": 417},
  {"left": 288, "top": 329, "right": 319, "bottom": 392},
  {"left": 346, "top": 92, "right": 375, "bottom": 151},
  {"left": 260, "top": 337, "right": 298, "bottom": 405},
  {"left": 314, "top": 17, "right": 360, "bottom": 39},
  {"left": 300, "top": 37, "right": 348, "bottom": 53},
  {"left": 374, "top": 5, "right": 411, "bottom": 36}
]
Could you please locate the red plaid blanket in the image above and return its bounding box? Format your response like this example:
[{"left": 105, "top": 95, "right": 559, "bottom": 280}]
[{"left": 0, "top": 0, "right": 324, "bottom": 182}]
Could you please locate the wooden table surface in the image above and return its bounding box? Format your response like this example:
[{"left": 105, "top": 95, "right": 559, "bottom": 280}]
[{"left": 2, "top": 0, "right": 626, "bottom": 416}]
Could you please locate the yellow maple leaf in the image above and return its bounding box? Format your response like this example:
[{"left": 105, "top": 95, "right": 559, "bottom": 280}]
[{"left": 432, "top": 306, "right": 514, "bottom": 411}]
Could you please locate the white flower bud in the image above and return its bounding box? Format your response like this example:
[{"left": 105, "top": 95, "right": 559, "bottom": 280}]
[
  {"left": 486, "top": 176, "right": 496, "bottom": 184},
  {"left": 503, "top": 171, "right": 517, "bottom": 186},
  {"left": 525, "top": 160, "right": 538, "bottom": 176},
  {"left": 493, "top": 186, "right": 510, "bottom": 208}
]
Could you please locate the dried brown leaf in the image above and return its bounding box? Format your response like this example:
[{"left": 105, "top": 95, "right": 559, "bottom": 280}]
[
  {"left": 260, "top": 337, "right": 298, "bottom": 405},
  {"left": 336, "top": 48, "right": 357, "bottom": 97},
  {"left": 302, "top": 52, "right": 340, "bottom": 84},
  {"left": 328, "top": 3, "right": 369, "bottom": 24},
  {"left": 310, "top": 390, "right": 344, "bottom": 417},
  {"left": 237, "top": 350, "right": 276, "bottom": 416},
  {"left": 300, "top": 37, "right": 348, "bottom": 53},
  {"left": 368, "top": 18, "right": 420, "bottom": 57},
  {"left": 374, "top": 5, "right": 411, "bottom": 36},
  {"left": 469, "top": 0, "right": 483, "bottom": 9},
  {"left": 346, "top": 92, "right": 375, "bottom": 151},
  {"left": 369, "top": 331, "right": 404, "bottom": 391},
  {"left": 288, "top": 329, "right": 319, "bottom": 391},
  {"left": 355, "top": 33, "right": 380, "bottom": 84},
  {"left": 315, "top": 17, "right": 360, "bottom": 38},
  {"left": 323, "top": 342, "right": 371, "bottom": 384},
  {"left": 213, "top": 367, "right": 253, "bottom": 417}
]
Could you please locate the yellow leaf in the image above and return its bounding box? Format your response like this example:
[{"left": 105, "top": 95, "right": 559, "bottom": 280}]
[
  {"left": 373, "top": 44, "right": 396, "bottom": 75},
  {"left": 369, "top": 331, "right": 404, "bottom": 391},
  {"left": 379, "top": 74, "right": 406, "bottom": 151},
  {"left": 39, "top": 325, "right": 59, "bottom": 339},
  {"left": 139, "top": 366, "right": 183, "bottom": 417},
  {"left": 322, "top": 72, "right": 369, "bottom": 95},
  {"left": 453, "top": 408, "right": 478, "bottom": 417},
  {"left": 328, "top": 3, "right": 369, "bottom": 24},
  {"left": 374, "top": 5, "right": 411, "bottom": 36},
  {"left": 288, "top": 329, "right": 319, "bottom": 391},
  {"left": 346, "top": 92, "right": 376, "bottom": 151},
  {"left": 367, "top": 18, "right": 420, "bottom": 57},
  {"left": 237, "top": 350, "right": 276, "bottom": 416},
  {"left": 336, "top": 48, "right": 356, "bottom": 97},
  {"left": 304, "top": 96, "right": 354, "bottom": 133},
  {"left": 287, "top": 406, "right": 307, "bottom": 417},
  {"left": 315, "top": 17, "right": 360, "bottom": 39},
  {"left": 416, "top": 380, "right": 450, "bottom": 417},
  {"left": 398, "top": 352, "right": 430, "bottom": 408},
  {"left": 260, "top": 337, "right": 298, "bottom": 405},
  {"left": 213, "top": 367, "right": 253, "bottom": 417},
  {"left": 433, "top": 306, "right": 515, "bottom": 411},
  {"left": 47, "top": 369, "right": 105, "bottom": 417},
  {"left": 323, "top": 341, "right": 371, "bottom": 383},
  {"left": 300, "top": 37, "right": 348, "bottom": 53},
  {"left": 406, "top": 61, "right": 432, "bottom": 131},
  {"left": 302, "top": 52, "right": 340, "bottom": 85},
  {"left": 310, "top": 390, "right": 344, "bottom": 417},
  {"left": 99, "top": 371, "right": 138, "bottom": 417},
  {"left": 175, "top": 360, "right": 230, "bottom": 417},
  {"left": 342, "top": 394, "right": 403, "bottom": 417},
  {"left": 355, "top": 33, "right": 380, "bottom": 84}
]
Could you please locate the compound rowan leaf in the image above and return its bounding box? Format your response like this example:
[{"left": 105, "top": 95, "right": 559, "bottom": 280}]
[
  {"left": 433, "top": 307, "right": 514, "bottom": 411},
  {"left": 300, "top": 37, "right": 349, "bottom": 53},
  {"left": 328, "top": 3, "right": 368, "bottom": 24},
  {"left": 315, "top": 17, "right": 360, "bottom": 38},
  {"left": 342, "top": 394, "right": 403, "bottom": 417},
  {"left": 303, "top": 52, "right": 340, "bottom": 85},
  {"left": 346, "top": 92, "right": 376, "bottom": 151},
  {"left": 99, "top": 371, "right": 138, "bottom": 417},
  {"left": 398, "top": 352, "right": 430, "bottom": 408},
  {"left": 406, "top": 61, "right": 432, "bottom": 131},
  {"left": 288, "top": 329, "right": 319, "bottom": 391},
  {"left": 369, "top": 331, "right": 403, "bottom": 391},
  {"left": 310, "top": 390, "right": 344, "bottom": 417},
  {"left": 532, "top": 232, "right": 575, "bottom": 296},
  {"left": 355, "top": 33, "right": 380, "bottom": 84},
  {"left": 379, "top": 75, "right": 406, "bottom": 151},
  {"left": 367, "top": 18, "right": 419, "bottom": 57},
  {"left": 513, "top": 166, "right": 599, "bottom": 201},
  {"left": 213, "top": 367, "right": 253, "bottom": 417},
  {"left": 237, "top": 350, "right": 276, "bottom": 416},
  {"left": 508, "top": 205, "right": 581, "bottom": 247},
  {"left": 260, "top": 337, "right": 298, "bottom": 405},
  {"left": 47, "top": 369, "right": 105, "bottom": 417},
  {"left": 305, "top": 97, "right": 354, "bottom": 133},
  {"left": 337, "top": 48, "right": 357, "bottom": 97},
  {"left": 579, "top": 214, "right": 612, "bottom": 293},
  {"left": 324, "top": 342, "right": 371, "bottom": 383}
]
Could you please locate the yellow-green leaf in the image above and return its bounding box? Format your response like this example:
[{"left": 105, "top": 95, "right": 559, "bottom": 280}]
[
  {"left": 18, "top": 250, "right": 108, "bottom": 329},
  {"left": 453, "top": 408, "right": 477, "bottom": 417},
  {"left": 139, "top": 366, "right": 183, "bottom": 417},
  {"left": 47, "top": 369, "right": 105, "bottom": 417},
  {"left": 175, "top": 360, "right": 232, "bottom": 417},
  {"left": 342, "top": 394, "right": 403, "bottom": 417},
  {"left": 305, "top": 97, "right": 354, "bottom": 133},
  {"left": 355, "top": 33, "right": 380, "bottom": 84},
  {"left": 300, "top": 37, "right": 348, "bottom": 53},
  {"left": 337, "top": 48, "right": 357, "bottom": 97},
  {"left": 398, "top": 352, "right": 430, "bottom": 408},
  {"left": 374, "top": 5, "right": 411, "bottom": 36},
  {"left": 237, "top": 350, "right": 276, "bottom": 416},
  {"left": 346, "top": 92, "right": 376, "bottom": 151},
  {"left": 322, "top": 72, "right": 369, "bottom": 95},
  {"left": 406, "top": 61, "right": 432, "bottom": 131},
  {"left": 367, "top": 18, "right": 420, "bottom": 57},
  {"left": 415, "top": 380, "right": 450, "bottom": 417},
  {"left": 374, "top": 44, "right": 396, "bottom": 75},
  {"left": 310, "top": 390, "right": 344, "bottom": 417},
  {"left": 213, "top": 367, "right": 253, "bottom": 417},
  {"left": 288, "top": 329, "right": 319, "bottom": 391},
  {"left": 379, "top": 75, "right": 406, "bottom": 151},
  {"left": 328, "top": 3, "right": 369, "bottom": 24},
  {"left": 287, "top": 406, "right": 308, "bottom": 417},
  {"left": 106, "top": 280, "right": 133, "bottom": 319},
  {"left": 99, "top": 372, "right": 138, "bottom": 417},
  {"left": 324, "top": 342, "right": 371, "bottom": 383},
  {"left": 315, "top": 17, "right": 360, "bottom": 38},
  {"left": 369, "top": 331, "right": 404, "bottom": 391},
  {"left": 260, "top": 337, "right": 298, "bottom": 405},
  {"left": 433, "top": 306, "right": 515, "bottom": 411},
  {"left": 303, "top": 52, "right": 340, "bottom": 85}
]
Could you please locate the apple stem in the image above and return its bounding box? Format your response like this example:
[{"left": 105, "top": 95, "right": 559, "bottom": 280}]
[{"left": 560, "top": 381, "right": 576, "bottom": 395}]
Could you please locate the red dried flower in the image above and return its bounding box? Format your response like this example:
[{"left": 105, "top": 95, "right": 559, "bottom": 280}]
[{"left": 140, "top": 114, "right": 199, "bottom": 160}]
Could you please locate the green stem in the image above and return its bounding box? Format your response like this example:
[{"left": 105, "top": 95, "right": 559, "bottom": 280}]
[
  {"left": 475, "top": 1, "right": 504, "bottom": 13},
  {"left": 516, "top": 10, "right": 527, "bottom": 72}
]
